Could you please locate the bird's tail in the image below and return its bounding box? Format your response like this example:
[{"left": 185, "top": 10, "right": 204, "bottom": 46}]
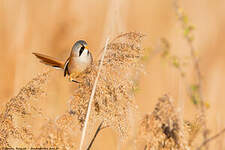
[{"left": 32, "top": 52, "right": 64, "bottom": 69}]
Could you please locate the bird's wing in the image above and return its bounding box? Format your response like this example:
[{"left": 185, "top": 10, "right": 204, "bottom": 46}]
[{"left": 64, "top": 57, "right": 70, "bottom": 77}]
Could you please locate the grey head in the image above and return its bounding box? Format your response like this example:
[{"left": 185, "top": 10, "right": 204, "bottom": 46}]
[{"left": 71, "top": 40, "right": 88, "bottom": 57}]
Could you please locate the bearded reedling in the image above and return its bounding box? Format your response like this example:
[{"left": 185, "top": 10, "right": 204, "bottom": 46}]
[{"left": 33, "top": 40, "right": 93, "bottom": 83}]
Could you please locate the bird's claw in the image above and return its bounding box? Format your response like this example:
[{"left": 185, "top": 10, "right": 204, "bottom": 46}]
[
  {"left": 68, "top": 74, "right": 80, "bottom": 83},
  {"left": 71, "top": 79, "right": 80, "bottom": 83}
]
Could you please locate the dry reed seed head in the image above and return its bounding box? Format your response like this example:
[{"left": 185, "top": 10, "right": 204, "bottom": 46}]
[
  {"left": 6, "top": 126, "right": 34, "bottom": 147},
  {"left": 4, "top": 71, "right": 49, "bottom": 117},
  {"left": 184, "top": 114, "right": 204, "bottom": 147},
  {"left": 56, "top": 112, "right": 79, "bottom": 131},
  {"left": 139, "top": 95, "right": 189, "bottom": 150},
  {"left": 0, "top": 71, "right": 50, "bottom": 147},
  {"left": 0, "top": 32, "right": 145, "bottom": 148},
  {"left": 67, "top": 32, "right": 145, "bottom": 139},
  {"left": 35, "top": 121, "right": 79, "bottom": 150},
  {"left": 0, "top": 113, "right": 14, "bottom": 147}
]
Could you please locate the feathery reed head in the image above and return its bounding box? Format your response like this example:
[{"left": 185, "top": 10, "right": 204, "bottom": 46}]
[
  {"left": 61, "top": 32, "right": 145, "bottom": 139},
  {"left": 139, "top": 95, "right": 189, "bottom": 150},
  {"left": 0, "top": 32, "right": 145, "bottom": 148},
  {"left": 0, "top": 71, "right": 50, "bottom": 147}
]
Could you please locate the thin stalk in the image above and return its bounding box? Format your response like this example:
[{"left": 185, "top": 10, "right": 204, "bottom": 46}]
[
  {"left": 86, "top": 122, "right": 104, "bottom": 150},
  {"left": 79, "top": 38, "right": 110, "bottom": 150},
  {"left": 173, "top": 1, "right": 208, "bottom": 149},
  {"left": 197, "top": 128, "right": 225, "bottom": 150}
]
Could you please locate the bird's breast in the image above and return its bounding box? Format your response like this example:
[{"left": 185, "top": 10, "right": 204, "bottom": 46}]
[{"left": 68, "top": 54, "right": 92, "bottom": 74}]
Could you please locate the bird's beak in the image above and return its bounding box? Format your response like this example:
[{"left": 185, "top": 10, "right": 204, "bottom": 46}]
[{"left": 85, "top": 46, "right": 88, "bottom": 50}]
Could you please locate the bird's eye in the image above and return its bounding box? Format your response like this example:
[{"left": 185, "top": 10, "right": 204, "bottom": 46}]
[{"left": 79, "top": 46, "right": 85, "bottom": 56}]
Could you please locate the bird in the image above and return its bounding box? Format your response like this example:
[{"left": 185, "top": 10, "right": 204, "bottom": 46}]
[{"left": 33, "top": 40, "right": 93, "bottom": 83}]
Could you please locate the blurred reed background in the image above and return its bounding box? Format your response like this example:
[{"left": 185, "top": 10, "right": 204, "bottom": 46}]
[{"left": 0, "top": 0, "right": 225, "bottom": 149}]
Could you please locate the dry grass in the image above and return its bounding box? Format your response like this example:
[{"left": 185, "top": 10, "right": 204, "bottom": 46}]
[
  {"left": 138, "top": 95, "right": 219, "bottom": 150},
  {"left": 59, "top": 32, "right": 145, "bottom": 148},
  {"left": 1, "top": 1, "right": 225, "bottom": 149},
  {"left": 0, "top": 31, "right": 224, "bottom": 149},
  {"left": 0, "top": 29, "right": 224, "bottom": 149},
  {"left": 139, "top": 95, "right": 189, "bottom": 150},
  {"left": 0, "top": 32, "right": 145, "bottom": 149},
  {"left": 0, "top": 71, "right": 50, "bottom": 147}
]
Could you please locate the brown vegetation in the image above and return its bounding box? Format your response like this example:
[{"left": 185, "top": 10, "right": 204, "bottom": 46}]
[{"left": 0, "top": 0, "right": 225, "bottom": 150}]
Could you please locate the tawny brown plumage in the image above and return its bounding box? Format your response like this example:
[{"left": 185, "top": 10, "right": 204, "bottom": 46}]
[{"left": 32, "top": 52, "right": 64, "bottom": 69}]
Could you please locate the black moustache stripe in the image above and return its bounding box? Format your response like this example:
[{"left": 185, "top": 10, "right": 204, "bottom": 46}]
[{"left": 79, "top": 46, "right": 85, "bottom": 56}]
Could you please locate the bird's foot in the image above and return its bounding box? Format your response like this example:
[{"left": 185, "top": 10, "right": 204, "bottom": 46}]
[
  {"left": 68, "top": 73, "right": 80, "bottom": 83},
  {"left": 71, "top": 79, "right": 80, "bottom": 83}
]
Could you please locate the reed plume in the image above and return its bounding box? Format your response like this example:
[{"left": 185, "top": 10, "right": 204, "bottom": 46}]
[
  {"left": 139, "top": 95, "right": 189, "bottom": 150},
  {"left": 0, "top": 32, "right": 145, "bottom": 149}
]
